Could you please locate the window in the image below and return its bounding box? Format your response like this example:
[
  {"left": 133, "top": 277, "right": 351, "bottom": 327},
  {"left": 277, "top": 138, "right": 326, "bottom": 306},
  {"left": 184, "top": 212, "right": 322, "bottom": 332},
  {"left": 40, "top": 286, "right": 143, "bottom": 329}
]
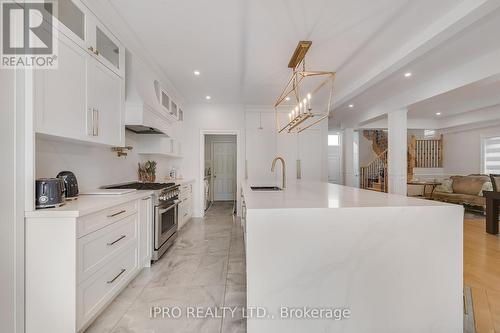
[
  {"left": 483, "top": 136, "right": 500, "bottom": 174},
  {"left": 424, "top": 129, "right": 436, "bottom": 138},
  {"left": 328, "top": 134, "right": 339, "bottom": 146}
]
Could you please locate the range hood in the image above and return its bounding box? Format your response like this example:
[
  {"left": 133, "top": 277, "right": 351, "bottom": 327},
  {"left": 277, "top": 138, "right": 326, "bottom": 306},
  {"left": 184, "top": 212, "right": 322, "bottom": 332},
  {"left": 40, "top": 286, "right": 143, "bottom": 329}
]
[
  {"left": 124, "top": 51, "right": 173, "bottom": 136},
  {"left": 125, "top": 125, "right": 164, "bottom": 135}
]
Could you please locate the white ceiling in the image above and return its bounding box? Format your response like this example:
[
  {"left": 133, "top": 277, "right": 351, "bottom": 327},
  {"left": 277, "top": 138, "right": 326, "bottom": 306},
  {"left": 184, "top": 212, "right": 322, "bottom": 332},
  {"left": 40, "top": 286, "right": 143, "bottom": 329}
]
[
  {"left": 109, "top": 0, "right": 464, "bottom": 105},
  {"left": 407, "top": 77, "right": 500, "bottom": 119},
  {"left": 330, "top": 4, "right": 500, "bottom": 127}
]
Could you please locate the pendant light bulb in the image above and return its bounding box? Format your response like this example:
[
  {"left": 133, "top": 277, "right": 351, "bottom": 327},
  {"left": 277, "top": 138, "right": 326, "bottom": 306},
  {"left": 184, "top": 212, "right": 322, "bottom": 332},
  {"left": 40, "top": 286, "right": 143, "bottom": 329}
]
[{"left": 307, "top": 93, "right": 311, "bottom": 100}]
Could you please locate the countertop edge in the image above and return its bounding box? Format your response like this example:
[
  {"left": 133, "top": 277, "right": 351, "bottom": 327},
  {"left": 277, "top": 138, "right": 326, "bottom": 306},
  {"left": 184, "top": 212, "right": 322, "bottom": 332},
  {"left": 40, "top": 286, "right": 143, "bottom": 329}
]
[{"left": 25, "top": 190, "right": 154, "bottom": 219}]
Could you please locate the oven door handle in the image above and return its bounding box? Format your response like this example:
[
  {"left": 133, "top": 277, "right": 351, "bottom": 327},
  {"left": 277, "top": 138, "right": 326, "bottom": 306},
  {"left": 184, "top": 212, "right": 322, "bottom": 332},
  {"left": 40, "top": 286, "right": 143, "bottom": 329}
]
[{"left": 156, "top": 202, "right": 179, "bottom": 215}]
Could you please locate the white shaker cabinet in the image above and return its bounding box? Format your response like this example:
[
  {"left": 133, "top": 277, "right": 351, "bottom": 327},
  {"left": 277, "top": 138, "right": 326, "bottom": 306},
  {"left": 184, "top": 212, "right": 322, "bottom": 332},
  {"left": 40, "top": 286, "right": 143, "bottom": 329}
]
[
  {"left": 87, "top": 57, "right": 124, "bottom": 146},
  {"left": 86, "top": 15, "right": 125, "bottom": 77},
  {"left": 178, "top": 182, "right": 193, "bottom": 229},
  {"left": 25, "top": 193, "right": 153, "bottom": 333},
  {"left": 34, "top": 32, "right": 90, "bottom": 142},
  {"left": 138, "top": 196, "right": 153, "bottom": 267},
  {"left": 34, "top": 31, "right": 124, "bottom": 146}
]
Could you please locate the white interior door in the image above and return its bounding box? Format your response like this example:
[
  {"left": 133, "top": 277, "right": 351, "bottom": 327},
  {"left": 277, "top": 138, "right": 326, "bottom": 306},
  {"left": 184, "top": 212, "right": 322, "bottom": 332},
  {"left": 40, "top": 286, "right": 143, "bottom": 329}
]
[
  {"left": 213, "top": 142, "right": 237, "bottom": 201},
  {"left": 327, "top": 133, "right": 342, "bottom": 184}
]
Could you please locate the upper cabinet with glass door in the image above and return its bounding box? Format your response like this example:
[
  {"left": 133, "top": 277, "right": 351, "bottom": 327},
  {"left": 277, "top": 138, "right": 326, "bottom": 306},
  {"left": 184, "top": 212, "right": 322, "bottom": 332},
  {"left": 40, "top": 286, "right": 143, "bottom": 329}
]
[
  {"left": 86, "top": 16, "right": 125, "bottom": 77},
  {"left": 45, "top": 0, "right": 125, "bottom": 77},
  {"left": 45, "top": 0, "right": 87, "bottom": 48}
]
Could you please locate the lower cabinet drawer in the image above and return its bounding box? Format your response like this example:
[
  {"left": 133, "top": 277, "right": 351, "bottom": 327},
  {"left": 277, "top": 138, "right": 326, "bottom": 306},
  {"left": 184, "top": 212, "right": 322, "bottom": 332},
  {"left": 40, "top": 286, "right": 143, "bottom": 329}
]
[
  {"left": 77, "top": 213, "right": 137, "bottom": 283},
  {"left": 77, "top": 200, "right": 137, "bottom": 237},
  {"left": 77, "top": 245, "right": 137, "bottom": 331}
]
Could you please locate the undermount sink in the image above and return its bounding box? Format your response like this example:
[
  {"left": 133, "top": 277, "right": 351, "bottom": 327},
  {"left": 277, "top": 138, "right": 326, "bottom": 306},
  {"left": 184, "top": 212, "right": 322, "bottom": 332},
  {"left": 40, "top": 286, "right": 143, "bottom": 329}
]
[{"left": 250, "top": 186, "right": 282, "bottom": 191}]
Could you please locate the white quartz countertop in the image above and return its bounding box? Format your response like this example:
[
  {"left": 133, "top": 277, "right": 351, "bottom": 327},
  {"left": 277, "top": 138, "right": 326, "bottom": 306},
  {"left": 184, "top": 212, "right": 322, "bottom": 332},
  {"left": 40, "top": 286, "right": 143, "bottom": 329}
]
[
  {"left": 241, "top": 180, "right": 450, "bottom": 210},
  {"left": 25, "top": 190, "right": 154, "bottom": 218},
  {"left": 174, "top": 178, "right": 195, "bottom": 185}
]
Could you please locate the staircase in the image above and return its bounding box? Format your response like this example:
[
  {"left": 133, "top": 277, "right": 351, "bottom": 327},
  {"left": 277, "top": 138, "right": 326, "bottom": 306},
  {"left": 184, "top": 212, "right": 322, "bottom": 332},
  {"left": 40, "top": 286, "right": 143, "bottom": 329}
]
[
  {"left": 363, "top": 130, "right": 387, "bottom": 155},
  {"left": 360, "top": 131, "right": 443, "bottom": 192},
  {"left": 360, "top": 149, "right": 388, "bottom": 192}
]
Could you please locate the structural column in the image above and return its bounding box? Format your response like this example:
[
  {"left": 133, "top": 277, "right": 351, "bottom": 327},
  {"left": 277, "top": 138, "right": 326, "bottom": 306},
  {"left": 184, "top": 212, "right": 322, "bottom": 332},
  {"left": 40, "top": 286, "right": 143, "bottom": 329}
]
[
  {"left": 388, "top": 109, "right": 408, "bottom": 195},
  {"left": 343, "top": 128, "right": 359, "bottom": 187}
]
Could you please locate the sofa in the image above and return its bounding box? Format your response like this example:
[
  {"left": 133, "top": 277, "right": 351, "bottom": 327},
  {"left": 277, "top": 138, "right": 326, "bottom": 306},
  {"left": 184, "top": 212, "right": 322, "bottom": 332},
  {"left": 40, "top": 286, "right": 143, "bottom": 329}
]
[{"left": 432, "top": 175, "right": 491, "bottom": 208}]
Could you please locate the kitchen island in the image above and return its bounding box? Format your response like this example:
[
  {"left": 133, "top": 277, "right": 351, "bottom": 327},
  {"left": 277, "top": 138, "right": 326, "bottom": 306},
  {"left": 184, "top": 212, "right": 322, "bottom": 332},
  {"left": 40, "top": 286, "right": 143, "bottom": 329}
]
[{"left": 241, "top": 181, "right": 463, "bottom": 333}]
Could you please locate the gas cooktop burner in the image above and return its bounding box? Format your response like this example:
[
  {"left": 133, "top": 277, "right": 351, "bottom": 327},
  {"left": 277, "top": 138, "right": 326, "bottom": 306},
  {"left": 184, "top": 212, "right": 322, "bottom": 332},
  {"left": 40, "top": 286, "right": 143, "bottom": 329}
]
[{"left": 106, "top": 182, "right": 175, "bottom": 191}]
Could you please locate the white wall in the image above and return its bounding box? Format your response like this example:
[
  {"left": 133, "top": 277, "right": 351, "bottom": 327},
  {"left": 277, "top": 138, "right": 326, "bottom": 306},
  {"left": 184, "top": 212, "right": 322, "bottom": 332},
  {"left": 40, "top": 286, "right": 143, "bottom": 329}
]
[
  {"left": 36, "top": 131, "right": 182, "bottom": 191},
  {"left": 182, "top": 104, "right": 246, "bottom": 217},
  {"left": 441, "top": 124, "right": 500, "bottom": 175}
]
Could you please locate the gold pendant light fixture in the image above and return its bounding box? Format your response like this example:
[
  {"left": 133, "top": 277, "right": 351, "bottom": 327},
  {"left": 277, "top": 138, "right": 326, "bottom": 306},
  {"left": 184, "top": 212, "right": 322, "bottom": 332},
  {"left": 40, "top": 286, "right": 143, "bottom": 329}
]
[{"left": 274, "top": 41, "right": 336, "bottom": 133}]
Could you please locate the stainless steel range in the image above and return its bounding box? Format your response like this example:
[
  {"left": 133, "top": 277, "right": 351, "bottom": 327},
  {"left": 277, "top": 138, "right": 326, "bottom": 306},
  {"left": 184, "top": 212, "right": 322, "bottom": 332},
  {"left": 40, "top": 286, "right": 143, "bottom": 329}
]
[{"left": 105, "top": 182, "right": 180, "bottom": 261}]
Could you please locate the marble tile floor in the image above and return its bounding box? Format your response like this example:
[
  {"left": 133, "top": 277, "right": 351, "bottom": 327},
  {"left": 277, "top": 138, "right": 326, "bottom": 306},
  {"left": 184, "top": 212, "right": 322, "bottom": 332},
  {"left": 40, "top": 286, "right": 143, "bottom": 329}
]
[{"left": 85, "top": 201, "right": 246, "bottom": 333}]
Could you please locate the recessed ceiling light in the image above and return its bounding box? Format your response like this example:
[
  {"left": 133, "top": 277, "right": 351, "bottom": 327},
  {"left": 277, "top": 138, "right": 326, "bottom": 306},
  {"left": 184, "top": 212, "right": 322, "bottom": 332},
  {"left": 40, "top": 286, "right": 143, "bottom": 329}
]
[
  {"left": 436, "top": 112, "right": 441, "bottom": 116},
  {"left": 193, "top": 70, "right": 200, "bottom": 76},
  {"left": 404, "top": 72, "right": 412, "bottom": 78},
  {"left": 285, "top": 97, "right": 290, "bottom": 101},
  {"left": 205, "top": 95, "right": 211, "bottom": 100},
  {"left": 348, "top": 104, "right": 354, "bottom": 108}
]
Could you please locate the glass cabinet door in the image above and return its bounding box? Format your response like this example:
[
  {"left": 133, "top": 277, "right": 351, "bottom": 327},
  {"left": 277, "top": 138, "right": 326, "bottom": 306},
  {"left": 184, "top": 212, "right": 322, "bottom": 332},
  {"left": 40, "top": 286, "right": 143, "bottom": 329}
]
[
  {"left": 45, "top": 0, "right": 86, "bottom": 44},
  {"left": 86, "top": 17, "right": 124, "bottom": 77},
  {"left": 161, "top": 91, "right": 170, "bottom": 111},
  {"left": 96, "top": 26, "right": 119, "bottom": 69},
  {"left": 170, "top": 101, "right": 178, "bottom": 118}
]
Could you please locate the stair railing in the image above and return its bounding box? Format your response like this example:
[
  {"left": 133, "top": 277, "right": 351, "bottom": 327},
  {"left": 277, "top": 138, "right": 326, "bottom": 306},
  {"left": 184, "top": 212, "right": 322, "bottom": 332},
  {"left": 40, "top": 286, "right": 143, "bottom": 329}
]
[{"left": 360, "top": 149, "right": 388, "bottom": 192}]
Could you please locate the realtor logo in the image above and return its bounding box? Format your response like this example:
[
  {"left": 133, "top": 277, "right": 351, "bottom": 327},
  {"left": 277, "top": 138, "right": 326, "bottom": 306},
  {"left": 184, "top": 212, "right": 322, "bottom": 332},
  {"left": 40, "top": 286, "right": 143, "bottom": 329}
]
[{"left": 1, "top": 0, "right": 58, "bottom": 68}]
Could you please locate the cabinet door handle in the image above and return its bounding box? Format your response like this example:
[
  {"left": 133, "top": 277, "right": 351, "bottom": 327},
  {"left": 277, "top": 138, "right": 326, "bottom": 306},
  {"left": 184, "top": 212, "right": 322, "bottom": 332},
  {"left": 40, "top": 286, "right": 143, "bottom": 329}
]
[
  {"left": 87, "top": 108, "right": 93, "bottom": 136},
  {"left": 94, "top": 49, "right": 99, "bottom": 56},
  {"left": 92, "top": 108, "right": 98, "bottom": 136},
  {"left": 142, "top": 197, "right": 151, "bottom": 201},
  {"left": 95, "top": 109, "right": 99, "bottom": 136},
  {"left": 88, "top": 46, "right": 94, "bottom": 53},
  {"left": 107, "top": 210, "right": 126, "bottom": 218},
  {"left": 107, "top": 234, "right": 126, "bottom": 246},
  {"left": 107, "top": 268, "right": 126, "bottom": 284}
]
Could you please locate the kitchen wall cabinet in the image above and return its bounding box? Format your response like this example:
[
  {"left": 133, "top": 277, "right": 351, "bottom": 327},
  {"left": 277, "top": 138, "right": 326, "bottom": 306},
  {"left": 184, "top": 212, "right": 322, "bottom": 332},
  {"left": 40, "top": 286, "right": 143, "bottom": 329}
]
[
  {"left": 34, "top": 32, "right": 89, "bottom": 142},
  {"left": 87, "top": 57, "right": 124, "bottom": 146},
  {"left": 138, "top": 196, "right": 152, "bottom": 267},
  {"left": 86, "top": 16, "right": 125, "bottom": 77},
  {"left": 46, "top": 0, "right": 87, "bottom": 49},
  {"left": 34, "top": 28, "right": 124, "bottom": 146},
  {"left": 46, "top": 0, "right": 125, "bottom": 78}
]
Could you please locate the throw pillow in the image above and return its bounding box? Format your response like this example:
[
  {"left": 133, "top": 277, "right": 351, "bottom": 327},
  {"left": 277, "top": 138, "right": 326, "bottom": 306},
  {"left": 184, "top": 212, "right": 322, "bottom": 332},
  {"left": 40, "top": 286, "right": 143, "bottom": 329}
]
[
  {"left": 479, "top": 181, "right": 493, "bottom": 196},
  {"left": 435, "top": 178, "right": 453, "bottom": 193}
]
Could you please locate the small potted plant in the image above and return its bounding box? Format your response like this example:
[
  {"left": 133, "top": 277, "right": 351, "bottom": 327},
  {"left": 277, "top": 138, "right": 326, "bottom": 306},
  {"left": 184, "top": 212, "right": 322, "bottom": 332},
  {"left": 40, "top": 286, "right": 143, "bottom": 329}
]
[{"left": 138, "top": 160, "right": 157, "bottom": 182}]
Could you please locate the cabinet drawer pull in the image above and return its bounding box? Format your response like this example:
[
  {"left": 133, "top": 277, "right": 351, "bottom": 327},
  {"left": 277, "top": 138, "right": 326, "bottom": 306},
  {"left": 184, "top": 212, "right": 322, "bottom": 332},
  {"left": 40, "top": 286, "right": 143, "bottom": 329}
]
[
  {"left": 107, "top": 234, "right": 126, "bottom": 246},
  {"left": 184, "top": 212, "right": 188, "bottom": 217},
  {"left": 107, "top": 210, "right": 126, "bottom": 218},
  {"left": 142, "top": 197, "right": 150, "bottom": 201},
  {"left": 106, "top": 268, "right": 126, "bottom": 284}
]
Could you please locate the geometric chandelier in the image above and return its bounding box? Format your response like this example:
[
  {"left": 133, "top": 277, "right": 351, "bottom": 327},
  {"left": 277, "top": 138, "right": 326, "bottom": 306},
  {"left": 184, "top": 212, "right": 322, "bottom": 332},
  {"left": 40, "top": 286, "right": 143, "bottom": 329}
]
[{"left": 274, "top": 41, "right": 336, "bottom": 133}]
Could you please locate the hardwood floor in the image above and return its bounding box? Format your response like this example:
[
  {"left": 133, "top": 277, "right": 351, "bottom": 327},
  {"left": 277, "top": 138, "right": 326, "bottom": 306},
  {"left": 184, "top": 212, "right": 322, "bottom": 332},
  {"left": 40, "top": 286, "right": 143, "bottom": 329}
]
[{"left": 464, "top": 216, "right": 500, "bottom": 332}]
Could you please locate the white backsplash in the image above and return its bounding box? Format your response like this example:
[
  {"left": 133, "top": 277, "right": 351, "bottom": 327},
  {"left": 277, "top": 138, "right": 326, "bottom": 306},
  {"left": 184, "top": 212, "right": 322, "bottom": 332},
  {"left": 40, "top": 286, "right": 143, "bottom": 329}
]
[{"left": 36, "top": 131, "right": 182, "bottom": 191}]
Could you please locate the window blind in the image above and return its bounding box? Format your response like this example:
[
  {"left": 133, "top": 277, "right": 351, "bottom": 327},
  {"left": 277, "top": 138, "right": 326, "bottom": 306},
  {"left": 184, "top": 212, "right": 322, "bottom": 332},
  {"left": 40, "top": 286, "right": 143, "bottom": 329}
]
[{"left": 484, "top": 136, "right": 500, "bottom": 174}]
